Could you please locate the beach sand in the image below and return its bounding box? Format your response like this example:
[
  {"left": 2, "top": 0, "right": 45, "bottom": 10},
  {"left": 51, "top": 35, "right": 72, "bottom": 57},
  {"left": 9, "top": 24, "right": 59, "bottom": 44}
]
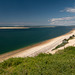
[{"left": 0, "top": 29, "right": 75, "bottom": 62}]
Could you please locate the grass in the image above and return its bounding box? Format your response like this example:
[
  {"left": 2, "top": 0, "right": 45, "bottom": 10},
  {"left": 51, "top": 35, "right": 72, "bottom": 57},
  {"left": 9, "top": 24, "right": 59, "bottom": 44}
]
[{"left": 0, "top": 46, "right": 75, "bottom": 75}]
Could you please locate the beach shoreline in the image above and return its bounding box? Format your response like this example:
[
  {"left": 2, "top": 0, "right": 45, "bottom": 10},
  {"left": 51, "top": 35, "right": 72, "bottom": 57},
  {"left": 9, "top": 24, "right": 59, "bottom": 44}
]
[{"left": 0, "top": 29, "right": 75, "bottom": 62}]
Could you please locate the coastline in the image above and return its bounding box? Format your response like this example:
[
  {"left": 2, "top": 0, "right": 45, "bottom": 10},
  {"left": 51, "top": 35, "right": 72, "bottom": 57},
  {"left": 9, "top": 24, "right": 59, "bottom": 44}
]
[
  {"left": 0, "top": 27, "right": 30, "bottom": 29},
  {"left": 0, "top": 29, "right": 75, "bottom": 62}
]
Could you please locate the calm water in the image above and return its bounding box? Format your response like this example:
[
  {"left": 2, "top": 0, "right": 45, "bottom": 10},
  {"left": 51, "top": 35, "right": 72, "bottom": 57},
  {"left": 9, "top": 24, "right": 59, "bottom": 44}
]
[{"left": 0, "top": 26, "right": 75, "bottom": 54}]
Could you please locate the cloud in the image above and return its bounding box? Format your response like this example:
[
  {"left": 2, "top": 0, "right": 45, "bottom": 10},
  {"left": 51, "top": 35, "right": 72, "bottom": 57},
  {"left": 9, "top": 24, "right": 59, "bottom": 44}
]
[
  {"left": 49, "top": 16, "right": 75, "bottom": 25},
  {"left": 66, "top": 8, "right": 75, "bottom": 13},
  {"left": 60, "top": 8, "right": 75, "bottom": 13},
  {"left": 50, "top": 16, "right": 75, "bottom": 22},
  {"left": 50, "top": 6, "right": 75, "bottom": 25}
]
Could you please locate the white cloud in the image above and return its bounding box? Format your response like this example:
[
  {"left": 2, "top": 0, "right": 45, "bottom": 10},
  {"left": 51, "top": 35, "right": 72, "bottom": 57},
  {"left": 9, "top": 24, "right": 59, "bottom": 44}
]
[
  {"left": 66, "top": 8, "right": 75, "bottom": 13},
  {"left": 60, "top": 8, "right": 75, "bottom": 13},
  {"left": 50, "top": 6, "right": 75, "bottom": 25},
  {"left": 49, "top": 16, "right": 75, "bottom": 25}
]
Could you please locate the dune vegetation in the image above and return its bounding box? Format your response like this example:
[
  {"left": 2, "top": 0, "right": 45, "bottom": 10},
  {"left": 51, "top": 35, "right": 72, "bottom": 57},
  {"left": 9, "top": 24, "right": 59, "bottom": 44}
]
[{"left": 0, "top": 46, "right": 75, "bottom": 75}]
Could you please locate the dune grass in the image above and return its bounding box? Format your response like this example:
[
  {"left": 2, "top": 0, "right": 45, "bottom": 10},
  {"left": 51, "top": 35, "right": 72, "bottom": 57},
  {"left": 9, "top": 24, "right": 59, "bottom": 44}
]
[{"left": 0, "top": 46, "right": 75, "bottom": 75}]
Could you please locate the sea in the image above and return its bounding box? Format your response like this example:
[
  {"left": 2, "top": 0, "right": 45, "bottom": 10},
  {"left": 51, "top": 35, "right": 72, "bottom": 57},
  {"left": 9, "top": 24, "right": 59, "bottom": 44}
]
[{"left": 0, "top": 26, "right": 75, "bottom": 54}]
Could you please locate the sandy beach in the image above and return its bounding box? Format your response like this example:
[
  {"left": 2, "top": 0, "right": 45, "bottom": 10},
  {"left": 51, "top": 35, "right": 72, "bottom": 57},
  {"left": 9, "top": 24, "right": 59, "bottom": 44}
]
[{"left": 0, "top": 29, "right": 75, "bottom": 62}]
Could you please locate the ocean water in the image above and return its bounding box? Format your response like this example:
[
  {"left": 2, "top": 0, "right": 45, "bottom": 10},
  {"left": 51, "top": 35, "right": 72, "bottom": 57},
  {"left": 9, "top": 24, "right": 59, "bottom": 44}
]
[{"left": 0, "top": 26, "right": 75, "bottom": 54}]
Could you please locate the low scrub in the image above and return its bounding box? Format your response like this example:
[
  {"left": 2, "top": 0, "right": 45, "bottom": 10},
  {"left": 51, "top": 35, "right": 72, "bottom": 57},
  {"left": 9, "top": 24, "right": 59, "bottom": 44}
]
[{"left": 0, "top": 46, "right": 75, "bottom": 75}]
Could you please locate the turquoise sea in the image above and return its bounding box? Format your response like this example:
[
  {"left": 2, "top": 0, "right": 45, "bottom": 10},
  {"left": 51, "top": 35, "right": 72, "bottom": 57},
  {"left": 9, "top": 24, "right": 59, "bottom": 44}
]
[{"left": 0, "top": 26, "right": 75, "bottom": 54}]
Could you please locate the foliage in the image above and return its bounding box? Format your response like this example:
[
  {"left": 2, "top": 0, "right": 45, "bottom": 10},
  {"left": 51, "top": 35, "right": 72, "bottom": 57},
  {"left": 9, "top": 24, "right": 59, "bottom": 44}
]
[
  {"left": 53, "top": 41, "right": 68, "bottom": 50},
  {"left": 53, "top": 35, "right": 75, "bottom": 50},
  {"left": 0, "top": 46, "right": 75, "bottom": 75}
]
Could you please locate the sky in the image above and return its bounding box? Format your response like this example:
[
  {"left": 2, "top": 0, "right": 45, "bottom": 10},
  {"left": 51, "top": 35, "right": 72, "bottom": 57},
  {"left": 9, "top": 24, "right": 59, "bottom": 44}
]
[{"left": 0, "top": 0, "right": 75, "bottom": 26}]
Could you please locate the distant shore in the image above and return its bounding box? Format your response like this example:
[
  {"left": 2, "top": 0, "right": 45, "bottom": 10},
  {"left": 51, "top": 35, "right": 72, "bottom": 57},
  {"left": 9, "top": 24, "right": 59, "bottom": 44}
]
[
  {"left": 0, "top": 27, "right": 30, "bottom": 29},
  {"left": 0, "top": 26, "right": 55, "bottom": 29},
  {"left": 0, "top": 29, "right": 75, "bottom": 62}
]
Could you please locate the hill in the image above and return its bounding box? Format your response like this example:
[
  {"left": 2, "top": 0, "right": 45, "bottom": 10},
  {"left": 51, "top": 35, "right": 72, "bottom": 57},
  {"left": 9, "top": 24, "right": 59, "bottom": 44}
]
[{"left": 0, "top": 46, "right": 75, "bottom": 75}]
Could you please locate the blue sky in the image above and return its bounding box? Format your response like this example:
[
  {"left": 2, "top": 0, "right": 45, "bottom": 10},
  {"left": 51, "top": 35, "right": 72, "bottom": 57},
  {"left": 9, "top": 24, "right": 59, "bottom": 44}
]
[{"left": 0, "top": 0, "right": 75, "bottom": 26}]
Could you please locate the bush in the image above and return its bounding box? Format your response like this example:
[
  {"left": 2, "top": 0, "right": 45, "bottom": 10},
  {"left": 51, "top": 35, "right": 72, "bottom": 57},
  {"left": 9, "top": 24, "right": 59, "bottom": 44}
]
[{"left": 0, "top": 46, "right": 75, "bottom": 75}]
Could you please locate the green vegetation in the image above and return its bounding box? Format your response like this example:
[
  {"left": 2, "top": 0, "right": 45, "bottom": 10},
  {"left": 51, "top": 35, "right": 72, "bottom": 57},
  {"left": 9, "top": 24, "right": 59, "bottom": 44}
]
[
  {"left": 53, "top": 39, "right": 68, "bottom": 50},
  {"left": 53, "top": 35, "right": 75, "bottom": 50},
  {"left": 68, "top": 35, "right": 75, "bottom": 40},
  {"left": 0, "top": 46, "right": 75, "bottom": 75},
  {"left": 54, "top": 41, "right": 67, "bottom": 50}
]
